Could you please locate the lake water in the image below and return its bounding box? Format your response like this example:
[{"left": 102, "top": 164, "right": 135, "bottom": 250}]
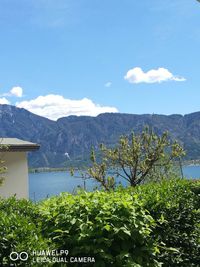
[{"left": 29, "top": 165, "right": 200, "bottom": 201}]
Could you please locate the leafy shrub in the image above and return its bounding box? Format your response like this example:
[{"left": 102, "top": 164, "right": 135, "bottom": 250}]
[
  {"left": 0, "top": 179, "right": 199, "bottom": 267},
  {"left": 0, "top": 197, "right": 49, "bottom": 266},
  {"left": 134, "top": 178, "right": 200, "bottom": 267},
  {"left": 39, "top": 191, "right": 161, "bottom": 267},
  {"left": 190, "top": 179, "right": 200, "bottom": 196}
]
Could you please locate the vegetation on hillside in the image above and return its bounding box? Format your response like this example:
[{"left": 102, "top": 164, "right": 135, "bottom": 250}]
[{"left": 1, "top": 105, "right": 200, "bottom": 168}]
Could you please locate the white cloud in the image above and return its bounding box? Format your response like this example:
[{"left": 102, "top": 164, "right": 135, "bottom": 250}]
[
  {"left": 105, "top": 82, "right": 112, "bottom": 88},
  {"left": 16, "top": 94, "right": 118, "bottom": 120},
  {"left": 0, "top": 97, "right": 10, "bottom": 104},
  {"left": 124, "top": 67, "right": 186, "bottom": 84},
  {"left": 10, "top": 86, "right": 23, "bottom": 97}
]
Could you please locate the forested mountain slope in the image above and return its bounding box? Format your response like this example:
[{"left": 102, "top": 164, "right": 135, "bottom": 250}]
[{"left": 1, "top": 104, "right": 200, "bottom": 167}]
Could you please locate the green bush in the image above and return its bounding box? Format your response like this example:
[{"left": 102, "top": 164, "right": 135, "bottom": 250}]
[
  {"left": 134, "top": 178, "right": 200, "bottom": 267},
  {"left": 0, "top": 197, "right": 49, "bottom": 266},
  {"left": 0, "top": 179, "right": 199, "bottom": 267},
  {"left": 190, "top": 179, "right": 200, "bottom": 196},
  {"left": 39, "top": 191, "right": 161, "bottom": 267}
]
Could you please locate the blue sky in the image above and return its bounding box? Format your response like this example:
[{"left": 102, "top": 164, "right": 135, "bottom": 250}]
[{"left": 0, "top": 0, "right": 200, "bottom": 120}]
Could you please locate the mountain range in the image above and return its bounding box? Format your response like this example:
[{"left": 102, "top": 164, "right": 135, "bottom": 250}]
[{"left": 1, "top": 104, "right": 200, "bottom": 168}]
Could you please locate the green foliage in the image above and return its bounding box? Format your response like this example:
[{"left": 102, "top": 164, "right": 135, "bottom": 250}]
[
  {"left": 38, "top": 191, "right": 160, "bottom": 267},
  {"left": 134, "top": 179, "right": 200, "bottom": 267},
  {"left": 0, "top": 197, "right": 50, "bottom": 266},
  {"left": 83, "top": 128, "right": 185, "bottom": 190},
  {"left": 0, "top": 145, "right": 8, "bottom": 187},
  {"left": 0, "top": 162, "right": 7, "bottom": 187},
  {"left": 0, "top": 179, "right": 199, "bottom": 266}
]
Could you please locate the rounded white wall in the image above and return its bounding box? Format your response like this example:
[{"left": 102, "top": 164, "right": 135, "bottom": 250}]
[{"left": 0, "top": 152, "right": 29, "bottom": 199}]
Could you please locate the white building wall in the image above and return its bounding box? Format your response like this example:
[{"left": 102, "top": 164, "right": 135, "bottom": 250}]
[{"left": 0, "top": 152, "right": 28, "bottom": 199}]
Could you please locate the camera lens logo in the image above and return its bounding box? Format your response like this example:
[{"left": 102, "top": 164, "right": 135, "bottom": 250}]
[{"left": 9, "top": 252, "right": 29, "bottom": 261}]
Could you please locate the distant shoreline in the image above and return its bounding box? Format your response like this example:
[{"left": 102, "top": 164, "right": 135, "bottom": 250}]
[
  {"left": 182, "top": 159, "right": 200, "bottom": 167},
  {"left": 29, "top": 160, "right": 200, "bottom": 173},
  {"left": 29, "top": 167, "right": 69, "bottom": 173}
]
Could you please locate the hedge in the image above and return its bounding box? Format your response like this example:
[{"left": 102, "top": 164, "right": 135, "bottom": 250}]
[
  {"left": 39, "top": 191, "right": 160, "bottom": 267},
  {"left": 0, "top": 178, "right": 199, "bottom": 267},
  {"left": 0, "top": 198, "right": 50, "bottom": 266},
  {"left": 135, "top": 179, "right": 200, "bottom": 267}
]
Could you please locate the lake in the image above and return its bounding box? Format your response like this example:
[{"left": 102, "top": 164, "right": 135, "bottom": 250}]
[{"left": 29, "top": 165, "right": 200, "bottom": 201}]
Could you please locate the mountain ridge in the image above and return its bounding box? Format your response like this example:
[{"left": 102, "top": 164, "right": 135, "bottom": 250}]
[{"left": 1, "top": 104, "right": 200, "bottom": 167}]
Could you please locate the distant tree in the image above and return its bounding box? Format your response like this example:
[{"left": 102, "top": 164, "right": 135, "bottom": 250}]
[
  {"left": 0, "top": 144, "right": 8, "bottom": 187},
  {"left": 0, "top": 163, "right": 7, "bottom": 186},
  {"left": 78, "top": 127, "right": 185, "bottom": 190}
]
